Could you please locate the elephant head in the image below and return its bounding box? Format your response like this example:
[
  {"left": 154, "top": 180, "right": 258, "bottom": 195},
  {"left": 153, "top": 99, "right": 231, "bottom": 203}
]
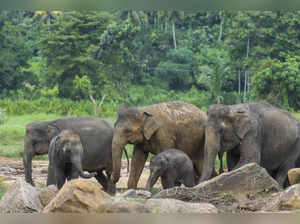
[
  {"left": 200, "top": 104, "right": 252, "bottom": 181},
  {"left": 23, "top": 122, "right": 60, "bottom": 185},
  {"left": 50, "top": 130, "right": 96, "bottom": 179},
  {"left": 111, "top": 107, "right": 159, "bottom": 183},
  {"left": 146, "top": 155, "right": 168, "bottom": 191}
]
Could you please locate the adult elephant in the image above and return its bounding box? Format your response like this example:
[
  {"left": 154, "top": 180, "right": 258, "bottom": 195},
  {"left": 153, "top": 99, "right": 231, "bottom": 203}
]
[
  {"left": 111, "top": 101, "right": 207, "bottom": 189},
  {"left": 23, "top": 117, "right": 129, "bottom": 190},
  {"left": 200, "top": 102, "right": 300, "bottom": 187}
]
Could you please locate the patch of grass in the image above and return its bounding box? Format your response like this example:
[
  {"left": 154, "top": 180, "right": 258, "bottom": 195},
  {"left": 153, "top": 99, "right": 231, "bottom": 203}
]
[
  {"left": 0, "top": 176, "right": 7, "bottom": 199},
  {"left": 0, "top": 114, "right": 61, "bottom": 158},
  {"left": 292, "top": 112, "right": 300, "bottom": 121}
]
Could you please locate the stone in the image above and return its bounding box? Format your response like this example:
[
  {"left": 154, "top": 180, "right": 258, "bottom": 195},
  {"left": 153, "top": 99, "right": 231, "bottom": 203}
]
[
  {"left": 119, "top": 189, "right": 151, "bottom": 199},
  {"left": 145, "top": 198, "right": 218, "bottom": 214},
  {"left": 263, "top": 184, "right": 300, "bottom": 211},
  {"left": 0, "top": 178, "right": 42, "bottom": 213},
  {"left": 97, "top": 201, "right": 149, "bottom": 213},
  {"left": 39, "top": 185, "right": 58, "bottom": 207},
  {"left": 43, "top": 178, "right": 112, "bottom": 213},
  {"left": 153, "top": 163, "right": 279, "bottom": 201},
  {"left": 288, "top": 168, "right": 300, "bottom": 185}
]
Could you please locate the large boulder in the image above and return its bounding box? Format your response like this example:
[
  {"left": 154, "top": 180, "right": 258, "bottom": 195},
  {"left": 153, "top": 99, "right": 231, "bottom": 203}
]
[
  {"left": 118, "top": 189, "right": 151, "bottom": 199},
  {"left": 0, "top": 178, "right": 42, "bottom": 213},
  {"left": 288, "top": 168, "right": 300, "bottom": 185},
  {"left": 43, "top": 178, "right": 112, "bottom": 213},
  {"left": 263, "top": 184, "right": 300, "bottom": 211},
  {"left": 145, "top": 198, "right": 218, "bottom": 214},
  {"left": 39, "top": 185, "right": 58, "bottom": 207},
  {"left": 97, "top": 201, "right": 149, "bottom": 213},
  {"left": 153, "top": 163, "right": 279, "bottom": 201}
]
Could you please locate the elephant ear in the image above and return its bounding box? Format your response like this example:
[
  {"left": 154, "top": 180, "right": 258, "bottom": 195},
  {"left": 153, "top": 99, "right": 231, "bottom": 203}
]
[
  {"left": 47, "top": 125, "right": 59, "bottom": 141},
  {"left": 228, "top": 105, "right": 253, "bottom": 139},
  {"left": 143, "top": 112, "right": 159, "bottom": 140}
]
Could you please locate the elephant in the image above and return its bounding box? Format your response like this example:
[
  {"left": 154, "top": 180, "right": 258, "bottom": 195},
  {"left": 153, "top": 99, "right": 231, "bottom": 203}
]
[
  {"left": 111, "top": 101, "right": 207, "bottom": 189},
  {"left": 200, "top": 102, "right": 300, "bottom": 187},
  {"left": 146, "top": 148, "right": 195, "bottom": 191},
  {"left": 48, "top": 130, "right": 97, "bottom": 189},
  {"left": 23, "top": 117, "right": 129, "bottom": 194}
]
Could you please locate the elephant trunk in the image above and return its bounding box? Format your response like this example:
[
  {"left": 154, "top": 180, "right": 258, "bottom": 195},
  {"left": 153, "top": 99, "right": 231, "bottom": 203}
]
[
  {"left": 200, "top": 126, "right": 220, "bottom": 182},
  {"left": 71, "top": 156, "right": 94, "bottom": 179},
  {"left": 23, "top": 136, "right": 35, "bottom": 186},
  {"left": 146, "top": 170, "right": 159, "bottom": 191},
  {"left": 111, "top": 130, "right": 127, "bottom": 184}
]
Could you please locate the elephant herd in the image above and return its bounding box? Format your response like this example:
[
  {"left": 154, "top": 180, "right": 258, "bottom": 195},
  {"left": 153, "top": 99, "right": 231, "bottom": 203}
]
[{"left": 23, "top": 101, "right": 300, "bottom": 194}]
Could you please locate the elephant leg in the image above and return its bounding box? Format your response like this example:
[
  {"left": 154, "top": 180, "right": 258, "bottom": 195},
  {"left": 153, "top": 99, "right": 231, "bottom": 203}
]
[
  {"left": 55, "top": 169, "right": 66, "bottom": 189},
  {"left": 46, "top": 164, "right": 56, "bottom": 186},
  {"left": 68, "top": 165, "right": 80, "bottom": 180},
  {"left": 128, "top": 147, "right": 149, "bottom": 189},
  {"left": 218, "top": 152, "right": 224, "bottom": 174},
  {"left": 275, "top": 140, "right": 300, "bottom": 188},
  {"left": 183, "top": 173, "right": 195, "bottom": 187},
  {"left": 227, "top": 149, "right": 239, "bottom": 171},
  {"left": 95, "top": 171, "right": 108, "bottom": 191},
  {"left": 104, "top": 170, "right": 116, "bottom": 195},
  {"left": 233, "top": 135, "right": 261, "bottom": 170},
  {"left": 161, "top": 174, "right": 175, "bottom": 189}
]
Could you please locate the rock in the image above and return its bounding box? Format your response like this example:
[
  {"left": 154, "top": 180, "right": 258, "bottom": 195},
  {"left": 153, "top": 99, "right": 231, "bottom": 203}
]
[
  {"left": 119, "top": 189, "right": 151, "bottom": 199},
  {"left": 145, "top": 198, "right": 218, "bottom": 214},
  {"left": 0, "top": 178, "right": 42, "bottom": 213},
  {"left": 43, "top": 178, "right": 112, "bottom": 213},
  {"left": 153, "top": 163, "right": 279, "bottom": 201},
  {"left": 97, "top": 201, "right": 149, "bottom": 213},
  {"left": 288, "top": 168, "right": 300, "bottom": 185},
  {"left": 263, "top": 184, "right": 300, "bottom": 211},
  {"left": 39, "top": 185, "right": 58, "bottom": 207}
]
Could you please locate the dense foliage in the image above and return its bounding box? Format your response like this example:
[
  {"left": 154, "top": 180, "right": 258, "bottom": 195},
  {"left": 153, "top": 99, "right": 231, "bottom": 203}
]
[{"left": 1, "top": 10, "right": 300, "bottom": 115}]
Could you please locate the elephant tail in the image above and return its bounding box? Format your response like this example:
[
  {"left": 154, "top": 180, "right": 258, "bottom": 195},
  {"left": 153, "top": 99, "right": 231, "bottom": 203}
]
[{"left": 123, "top": 148, "right": 130, "bottom": 173}]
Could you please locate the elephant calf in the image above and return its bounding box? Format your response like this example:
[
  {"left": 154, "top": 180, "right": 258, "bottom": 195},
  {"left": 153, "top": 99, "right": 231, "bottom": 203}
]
[
  {"left": 146, "top": 149, "right": 195, "bottom": 191},
  {"left": 48, "top": 130, "right": 96, "bottom": 189}
]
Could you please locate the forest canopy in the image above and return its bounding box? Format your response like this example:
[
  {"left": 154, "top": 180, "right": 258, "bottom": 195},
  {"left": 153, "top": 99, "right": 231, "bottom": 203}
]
[{"left": 0, "top": 10, "right": 300, "bottom": 115}]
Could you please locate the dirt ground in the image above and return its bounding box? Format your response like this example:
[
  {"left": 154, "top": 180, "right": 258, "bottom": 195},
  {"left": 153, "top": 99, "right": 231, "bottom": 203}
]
[{"left": 0, "top": 157, "right": 162, "bottom": 190}]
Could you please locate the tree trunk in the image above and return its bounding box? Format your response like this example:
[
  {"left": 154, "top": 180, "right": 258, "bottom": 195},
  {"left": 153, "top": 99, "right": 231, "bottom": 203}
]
[
  {"left": 218, "top": 13, "right": 223, "bottom": 41},
  {"left": 172, "top": 21, "right": 177, "bottom": 49},
  {"left": 238, "top": 68, "right": 241, "bottom": 95}
]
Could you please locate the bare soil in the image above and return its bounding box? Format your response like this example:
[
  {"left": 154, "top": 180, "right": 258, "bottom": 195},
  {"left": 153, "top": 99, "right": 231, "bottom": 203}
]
[{"left": 0, "top": 157, "right": 162, "bottom": 189}]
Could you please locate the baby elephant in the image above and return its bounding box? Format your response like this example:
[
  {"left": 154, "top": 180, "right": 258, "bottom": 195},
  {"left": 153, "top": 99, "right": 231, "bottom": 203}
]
[
  {"left": 146, "top": 149, "right": 195, "bottom": 191},
  {"left": 48, "top": 130, "right": 96, "bottom": 189}
]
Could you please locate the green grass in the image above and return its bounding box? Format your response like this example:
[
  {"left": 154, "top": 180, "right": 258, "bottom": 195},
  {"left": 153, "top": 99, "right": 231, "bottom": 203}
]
[
  {"left": 0, "top": 114, "right": 61, "bottom": 158},
  {"left": 0, "top": 113, "right": 118, "bottom": 159},
  {"left": 0, "top": 176, "right": 7, "bottom": 199}
]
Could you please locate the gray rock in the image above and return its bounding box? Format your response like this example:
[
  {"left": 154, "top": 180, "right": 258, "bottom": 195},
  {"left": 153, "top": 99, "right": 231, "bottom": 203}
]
[
  {"left": 119, "top": 189, "right": 151, "bottom": 199},
  {"left": 0, "top": 178, "right": 42, "bottom": 213},
  {"left": 263, "top": 184, "right": 300, "bottom": 211},
  {"left": 97, "top": 201, "right": 149, "bottom": 213},
  {"left": 154, "top": 163, "right": 279, "bottom": 201},
  {"left": 145, "top": 198, "right": 218, "bottom": 214}
]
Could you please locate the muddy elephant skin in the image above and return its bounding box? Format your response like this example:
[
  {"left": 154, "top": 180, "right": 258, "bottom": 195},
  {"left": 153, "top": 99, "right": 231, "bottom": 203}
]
[
  {"left": 201, "top": 102, "right": 300, "bottom": 187},
  {"left": 111, "top": 101, "right": 207, "bottom": 189}
]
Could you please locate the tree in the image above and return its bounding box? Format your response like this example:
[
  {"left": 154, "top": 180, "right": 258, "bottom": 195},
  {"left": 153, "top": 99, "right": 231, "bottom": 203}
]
[{"left": 251, "top": 57, "right": 300, "bottom": 110}]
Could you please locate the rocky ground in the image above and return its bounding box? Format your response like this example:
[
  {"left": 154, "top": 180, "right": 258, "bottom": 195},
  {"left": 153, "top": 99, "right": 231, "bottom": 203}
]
[
  {"left": 0, "top": 157, "right": 162, "bottom": 190},
  {"left": 1, "top": 159, "right": 300, "bottom": 214}
]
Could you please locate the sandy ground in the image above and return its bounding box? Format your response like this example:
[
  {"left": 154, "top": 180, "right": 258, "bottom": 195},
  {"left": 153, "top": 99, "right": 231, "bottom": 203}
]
[{"left": 0, "top": 157, "right": 162, "bottom": 190}]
